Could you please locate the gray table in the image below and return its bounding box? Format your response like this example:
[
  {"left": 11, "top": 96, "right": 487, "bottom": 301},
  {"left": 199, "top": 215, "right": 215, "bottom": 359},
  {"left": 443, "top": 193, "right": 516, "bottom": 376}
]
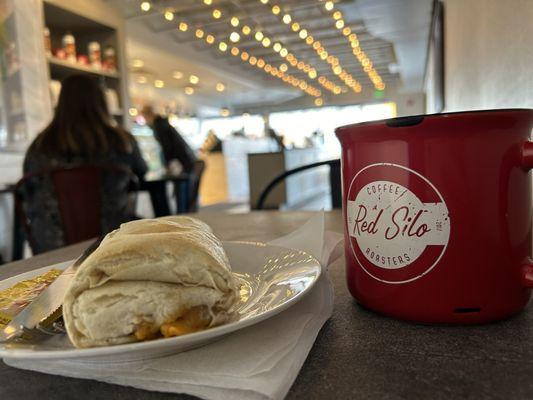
[{"left": 1, "top": 211, "right": 532, "bottom": 399}]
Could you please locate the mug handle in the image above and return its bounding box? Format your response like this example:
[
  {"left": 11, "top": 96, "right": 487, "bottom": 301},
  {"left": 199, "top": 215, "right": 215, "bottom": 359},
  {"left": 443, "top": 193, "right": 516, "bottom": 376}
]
[{"left": 521, "top": 141, "right": 533, "bottom": 288}]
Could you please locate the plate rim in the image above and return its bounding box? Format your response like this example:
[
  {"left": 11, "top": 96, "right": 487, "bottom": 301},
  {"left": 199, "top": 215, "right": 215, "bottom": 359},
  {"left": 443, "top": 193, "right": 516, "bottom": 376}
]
[{"left": 0, "top": 241, "right": 321, "bottom": 360}]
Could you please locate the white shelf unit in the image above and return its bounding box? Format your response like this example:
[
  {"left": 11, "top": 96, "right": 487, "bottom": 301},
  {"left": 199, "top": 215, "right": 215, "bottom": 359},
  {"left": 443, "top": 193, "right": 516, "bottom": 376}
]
[
  {"left": 47, "top": 56, "right": 120, "bottom": 79},
  {"left": 43, "top": 1, "right": 126, "bottom": 125}
]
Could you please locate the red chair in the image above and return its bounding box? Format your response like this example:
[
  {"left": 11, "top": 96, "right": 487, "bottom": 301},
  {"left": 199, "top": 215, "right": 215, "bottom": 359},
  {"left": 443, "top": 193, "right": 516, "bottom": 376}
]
[{"left": 14, "top": 165, "right": 138, "bottom": 255}]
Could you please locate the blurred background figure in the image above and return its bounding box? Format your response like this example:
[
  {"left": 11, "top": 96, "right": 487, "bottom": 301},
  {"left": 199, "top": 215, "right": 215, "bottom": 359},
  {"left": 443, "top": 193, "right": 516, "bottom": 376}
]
[
  {"left": 311, "top": 130, "right": 324, "bottom": 146},
  {"left": 267, "top": 128, "right": 285, "bottom": 151},
  {"left": 201, "top": 129, "right": 222, "bottom": 153},
  {"left": 141, "top": 105, "right": 197, "bottom": 175},
  {"left": 22, "top": 74, "right": 147, "bottom": 253}
]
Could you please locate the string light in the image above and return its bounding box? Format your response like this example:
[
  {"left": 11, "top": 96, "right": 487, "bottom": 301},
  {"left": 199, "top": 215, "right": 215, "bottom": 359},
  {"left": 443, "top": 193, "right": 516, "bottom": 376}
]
[
  {"left": 164, "top": 10, "right": 174, "bottom": 21},
  {"left": 154, "top": 80, "right": 164, "bottom": 88},
  {"left": 230, "top": 32, "right": 240, "bottom": 42},
  {"left": 131, "top": 59, "right": 144, "bottom": 68},
  {"left": 230, "top": 17, "right": 240, "bottom": 27},
  {"left": 136, "top": 75, "right": 147, "bottom": 84},
  {"left": 203, "top": 0, "right": 212, "bottom": 4},
  {"left": 178, "top": 22, "right": 188, "bottom": 31},
  {"left": 172, "top": 71, "right": 183, "bottom": 79},
  {"left": 324, "top": 2, "right": 384, "bottom": 90},
  {"left": 212, "top": 9, "right": 221, "bottom": 19},
  {"left": 314, "top": 98, "right": 323, "bottom": 107},
  {"left": 206, "top": 34, "right": 215, "bottom": 44},
  {"left": 260, "top": 0, "right": 362, "bottom": 93},
  {"left": 195, "top": 29, "right": 204, "bottom": 38},
  {"left": 189, "top": 75, "right": 199, "bottom": 84},
  {"left": 216, "top": 82, "right": 226, "bottom": 92},
  {"left": 140, "top": 1, "right": 151, "bottom": 11},
  {"left": 198, "top": 0, "right": 330, "bottom": 96},
  {"left": 184, "top": 87, "right": 194, "bottom": 95},
  {"left": 197, "top": 3, "right": 322, "bottom": 97}
]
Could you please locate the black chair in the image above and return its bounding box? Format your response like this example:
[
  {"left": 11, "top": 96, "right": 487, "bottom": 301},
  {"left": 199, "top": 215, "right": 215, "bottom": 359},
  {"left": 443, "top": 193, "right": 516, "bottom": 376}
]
[
  {"left": 14, "top": 164, "right": 139, "bottom": 256},
  {"left": 255, "top": 159, "right": 341, "bottom": 210}
]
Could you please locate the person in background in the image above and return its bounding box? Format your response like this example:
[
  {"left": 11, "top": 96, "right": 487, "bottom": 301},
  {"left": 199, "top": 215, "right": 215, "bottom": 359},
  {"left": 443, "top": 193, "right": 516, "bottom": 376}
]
[
  {"left": 23, "top": 74, "right": 147, "bottom": 253},
  {"left": 267, "top": 128, "right": 285, "bottom": 151},
  {"left": 201, "top": 129, "right": 222, "bottom": 153},
  {"left": 141, "top": 105, "right": 197, "bottom": 174},
  {"left": 311, "top": 130, "right": 324, "bottom": 146}
]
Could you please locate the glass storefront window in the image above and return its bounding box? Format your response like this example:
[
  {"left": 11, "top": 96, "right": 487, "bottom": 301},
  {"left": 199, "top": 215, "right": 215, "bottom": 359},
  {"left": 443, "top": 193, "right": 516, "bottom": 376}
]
[
  {"left": 269, "top": 102, "right": 396, "bottom": 157},
  {"left": 199, "top": 114, "right": 265, "bottom": 139}
]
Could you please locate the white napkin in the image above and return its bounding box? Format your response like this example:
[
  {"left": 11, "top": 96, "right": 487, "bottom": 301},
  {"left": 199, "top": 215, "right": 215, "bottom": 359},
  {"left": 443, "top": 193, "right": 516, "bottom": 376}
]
[{"left": 5, "top": 214, "right": 344, "bottom": 400}]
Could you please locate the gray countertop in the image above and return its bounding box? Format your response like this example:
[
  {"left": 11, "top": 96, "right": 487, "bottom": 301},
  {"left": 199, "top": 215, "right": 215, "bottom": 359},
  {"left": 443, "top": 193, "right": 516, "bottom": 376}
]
[{"left": 1, "top": 211, "right": 532, "bottom": 399}]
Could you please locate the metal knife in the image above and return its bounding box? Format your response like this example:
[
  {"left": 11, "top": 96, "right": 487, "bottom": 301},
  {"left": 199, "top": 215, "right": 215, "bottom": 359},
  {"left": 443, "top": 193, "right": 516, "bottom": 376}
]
[{"left": 0, "top": 237, "right": 102, "bottom": 342}]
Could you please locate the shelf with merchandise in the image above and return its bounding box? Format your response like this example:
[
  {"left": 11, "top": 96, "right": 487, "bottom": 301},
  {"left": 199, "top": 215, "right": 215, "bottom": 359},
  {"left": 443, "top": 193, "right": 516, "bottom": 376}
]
[{"left": 47, "top": 56, "right": 118, "bottom": 79}]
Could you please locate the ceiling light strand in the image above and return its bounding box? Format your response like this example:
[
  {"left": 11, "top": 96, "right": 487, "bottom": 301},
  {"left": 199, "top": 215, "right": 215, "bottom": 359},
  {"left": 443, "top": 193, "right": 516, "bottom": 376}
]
[
  {"left": 323, "top": 1, "right": 385, "bottom": 90},
  {"left": 257, "top": 0, "right": 361, "bottom": 93},
  {"left": 197, "top": 1, "right": 323, "bottom": 97}
]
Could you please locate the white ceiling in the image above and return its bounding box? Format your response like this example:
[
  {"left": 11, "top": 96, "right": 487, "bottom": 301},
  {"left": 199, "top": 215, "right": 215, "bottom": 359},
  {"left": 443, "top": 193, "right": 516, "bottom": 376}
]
[
  {"left": 110, "top": 0, "right": 434, "bottom": 116},
  {"left": 126, "top": 21, "right": 299, "bottom": 116},
  {"left": 354, "top": 0, "right": 434, "bottom": 91}
]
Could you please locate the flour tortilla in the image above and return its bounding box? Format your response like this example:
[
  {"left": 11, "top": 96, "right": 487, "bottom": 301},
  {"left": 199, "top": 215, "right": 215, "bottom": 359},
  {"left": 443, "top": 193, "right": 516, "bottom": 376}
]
[{"left": 63, "top": 216, "right": 238, "bottom": 348}]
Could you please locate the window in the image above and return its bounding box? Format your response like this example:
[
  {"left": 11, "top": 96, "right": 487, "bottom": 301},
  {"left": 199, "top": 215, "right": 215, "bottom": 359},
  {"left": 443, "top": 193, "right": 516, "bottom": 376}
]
[
  {"left": 269, "top": 102, "right": 396, "bottom": 157},
  {"left": 199, "top": 114, "right": 265, "bottom": 139}
]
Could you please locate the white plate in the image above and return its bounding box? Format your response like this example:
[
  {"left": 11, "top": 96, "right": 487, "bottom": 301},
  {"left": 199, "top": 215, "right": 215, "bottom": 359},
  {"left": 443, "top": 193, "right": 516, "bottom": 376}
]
[{"left": 0, "top": 241, "right": 321, "bottom": 362}]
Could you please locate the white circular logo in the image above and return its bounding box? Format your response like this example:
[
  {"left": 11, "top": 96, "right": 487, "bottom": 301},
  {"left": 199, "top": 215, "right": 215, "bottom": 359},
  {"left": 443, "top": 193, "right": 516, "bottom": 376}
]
[{"left": 346, "top": 164, "right": 451, "bottom": 284}]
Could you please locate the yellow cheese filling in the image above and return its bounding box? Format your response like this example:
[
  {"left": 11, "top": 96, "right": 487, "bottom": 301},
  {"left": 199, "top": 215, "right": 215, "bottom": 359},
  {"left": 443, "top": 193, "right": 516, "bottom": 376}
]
[{"left": 134, "top": 306, "right": 212, "bottom": 341}]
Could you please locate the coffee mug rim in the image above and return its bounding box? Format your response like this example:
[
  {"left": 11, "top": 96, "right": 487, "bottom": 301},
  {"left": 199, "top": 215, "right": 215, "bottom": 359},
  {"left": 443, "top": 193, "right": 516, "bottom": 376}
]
[{"left": 335, "top": 108, "right": 533, "bottom": 136}]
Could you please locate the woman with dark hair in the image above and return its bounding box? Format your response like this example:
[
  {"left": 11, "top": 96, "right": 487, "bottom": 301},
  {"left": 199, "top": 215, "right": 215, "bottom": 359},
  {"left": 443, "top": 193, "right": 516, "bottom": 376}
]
[{"left": 23, "top": 74, "right": 147, "bottom": 252}]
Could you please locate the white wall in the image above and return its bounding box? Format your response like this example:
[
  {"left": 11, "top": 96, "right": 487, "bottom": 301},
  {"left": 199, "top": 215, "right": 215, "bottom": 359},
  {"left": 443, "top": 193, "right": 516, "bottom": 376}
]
[
  {"left": 0, "top": 153, "right": 24, "bottom": 261},
  {"left": 445, "top": 0, "right": 533, "bottom": 111}
]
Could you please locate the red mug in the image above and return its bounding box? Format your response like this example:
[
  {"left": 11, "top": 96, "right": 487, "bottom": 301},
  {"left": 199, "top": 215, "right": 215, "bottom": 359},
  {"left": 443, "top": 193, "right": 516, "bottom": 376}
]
[{"left": 335, "top": 109, "right": 533, "bottom": 324}]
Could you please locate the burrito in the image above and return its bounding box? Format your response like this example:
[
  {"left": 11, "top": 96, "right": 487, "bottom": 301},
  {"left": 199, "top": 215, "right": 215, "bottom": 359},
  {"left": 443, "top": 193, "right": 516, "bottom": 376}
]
[{"left": 63, "top": 216, "right": 238, "bottom": 348}]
